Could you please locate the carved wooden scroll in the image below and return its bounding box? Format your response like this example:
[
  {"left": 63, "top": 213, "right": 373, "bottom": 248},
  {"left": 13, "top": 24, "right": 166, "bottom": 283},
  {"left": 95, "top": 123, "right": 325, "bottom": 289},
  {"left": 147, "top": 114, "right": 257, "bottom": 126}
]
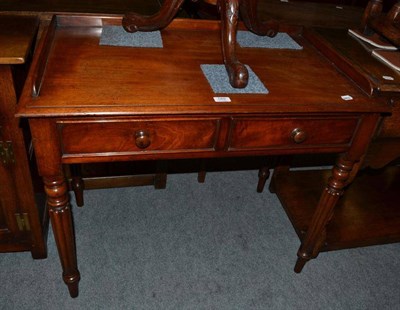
[
  {"left": 361, "top": 0, "right": 400, "bottom": 47},
  {"left": 123, "top": 0, "right": 278, "bottom": 88}
]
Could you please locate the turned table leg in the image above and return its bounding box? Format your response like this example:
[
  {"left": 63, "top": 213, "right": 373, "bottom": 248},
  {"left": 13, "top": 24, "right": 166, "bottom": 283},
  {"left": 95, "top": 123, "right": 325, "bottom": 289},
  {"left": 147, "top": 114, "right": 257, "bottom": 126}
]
[
  {"left": 294, "top": 114, "right": 380, "bottom": 272},
  {"left": 294, "top": 156, "right": 355, "bottom": 272},
  {"left": 44, "top": 176, "right": 80, "bottom": 297},
  {"left": 29, "top": 119, "right": 81, "bottom": 297}
]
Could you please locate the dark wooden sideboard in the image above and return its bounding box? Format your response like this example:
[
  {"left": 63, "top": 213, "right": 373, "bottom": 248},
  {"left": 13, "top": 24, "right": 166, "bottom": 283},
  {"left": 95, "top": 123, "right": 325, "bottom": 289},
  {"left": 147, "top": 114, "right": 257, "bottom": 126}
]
[
  {"left": 16, "top": 15, "right": 389, "bottom": 297},
  {"left": 0, "top": 15, "right": 48, "bottom": 257}
]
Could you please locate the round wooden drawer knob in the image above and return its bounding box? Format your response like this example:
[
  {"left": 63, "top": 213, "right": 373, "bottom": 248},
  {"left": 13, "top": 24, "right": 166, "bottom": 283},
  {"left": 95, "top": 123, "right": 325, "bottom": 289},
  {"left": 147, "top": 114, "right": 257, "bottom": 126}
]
[
  {"left": 135, "top": 130, "right": 151, "bottom": 149},
  {"left": 291, "top": 128, "right": 307, "bottom": 144}
]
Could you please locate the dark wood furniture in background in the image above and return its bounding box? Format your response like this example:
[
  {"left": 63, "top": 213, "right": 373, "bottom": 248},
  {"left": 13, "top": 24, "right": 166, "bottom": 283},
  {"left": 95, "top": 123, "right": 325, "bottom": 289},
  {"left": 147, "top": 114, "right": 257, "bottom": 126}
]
[
  {"left": 306, "top": 2, "right": 400, "bottom": 168},
  {"left": 17, "top": 15, "right": 388, "bottom": 297},
  {"left": 185, "top": 0, "right": 365, "bottom": 28},
  {"left": 360, "top": 0, "right": 400, "bottom": 169},
  {"left": 360, "top": 0, "right": 400, "bottom": 45},
  {"left": 0, "top": 15, "right": 48, "bottom": 258},
  {"left": 270, "top": 0, "right": 400, "bottom": 264},
  {"left": 291, "top": 0, "right": 397, "bottom": 11}
]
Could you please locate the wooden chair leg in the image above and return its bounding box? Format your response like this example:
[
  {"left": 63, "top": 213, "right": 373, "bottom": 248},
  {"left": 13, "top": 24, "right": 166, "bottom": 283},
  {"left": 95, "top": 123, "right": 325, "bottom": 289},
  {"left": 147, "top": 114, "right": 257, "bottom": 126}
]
[
  {"left": 70, "top": 164, "right": 84, "bottom": 207},
  {"left": 269, "top": 157, "right": 290, "bottom": 193},
  {"left": 257, "top": 157, "right": 281, "bottom": 193},
  {"left": 154, "top": 161, "right": 167, "bottom": 189},
  {"left": 257, "top": 166, "right": 270, "bottom": 193},
  {"left": 198, "top": 159, "right": 206, "bottom": 183}
]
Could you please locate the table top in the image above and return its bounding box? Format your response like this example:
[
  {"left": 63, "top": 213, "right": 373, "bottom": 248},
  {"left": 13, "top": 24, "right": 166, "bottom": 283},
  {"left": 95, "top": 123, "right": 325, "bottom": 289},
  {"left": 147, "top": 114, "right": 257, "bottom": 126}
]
[
  {"left": 0, "top": 15, "right": 38, "bottom": 64},
  {"left": 17, "top": 15, "right": 389, "bottom": 118}
]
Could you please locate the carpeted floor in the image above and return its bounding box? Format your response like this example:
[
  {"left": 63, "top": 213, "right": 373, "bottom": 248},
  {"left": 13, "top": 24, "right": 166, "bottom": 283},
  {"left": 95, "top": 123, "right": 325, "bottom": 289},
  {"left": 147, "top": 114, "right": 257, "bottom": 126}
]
[{"left": 1, "top": 170, "right": 399, "bottom": 309}]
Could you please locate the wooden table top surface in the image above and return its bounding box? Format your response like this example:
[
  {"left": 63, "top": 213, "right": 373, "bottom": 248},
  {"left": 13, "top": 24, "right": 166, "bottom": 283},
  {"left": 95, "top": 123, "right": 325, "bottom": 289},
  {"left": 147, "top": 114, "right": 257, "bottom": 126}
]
[
  {"left": 17, "top": 15, "right": 389, "bottom": 118},
  {"left": 0, "top": 15, "right": 38, "bottom": 64}
]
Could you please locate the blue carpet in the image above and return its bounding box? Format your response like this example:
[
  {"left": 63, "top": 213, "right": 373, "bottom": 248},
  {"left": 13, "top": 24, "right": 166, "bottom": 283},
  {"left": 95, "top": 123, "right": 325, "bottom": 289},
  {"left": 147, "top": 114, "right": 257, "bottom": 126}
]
[{"left": 1, "top": 170, "right": 399, "bottom": 309}]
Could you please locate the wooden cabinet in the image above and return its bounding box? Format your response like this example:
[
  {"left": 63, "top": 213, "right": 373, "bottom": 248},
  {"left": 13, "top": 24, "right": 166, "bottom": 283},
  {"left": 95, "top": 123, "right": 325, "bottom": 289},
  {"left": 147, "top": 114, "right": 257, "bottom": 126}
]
[{"left": 0, "top": 15, "right": 47, "bottom": 258}]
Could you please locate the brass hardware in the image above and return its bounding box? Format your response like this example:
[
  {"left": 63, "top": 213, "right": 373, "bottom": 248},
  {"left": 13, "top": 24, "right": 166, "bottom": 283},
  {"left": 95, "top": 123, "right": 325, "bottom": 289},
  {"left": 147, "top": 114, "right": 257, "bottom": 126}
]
[
  {"left": 291, "top": 128, "right": 307, "bottom": 144},
  {"left": 135, "top": 130, "right": 151, "bottom": 149},
  {"left": 15, "top": 213, "right": 31, "bottom": 231},
  {"left": 0, "top": 141, "right": 15, "bottom": 164}
]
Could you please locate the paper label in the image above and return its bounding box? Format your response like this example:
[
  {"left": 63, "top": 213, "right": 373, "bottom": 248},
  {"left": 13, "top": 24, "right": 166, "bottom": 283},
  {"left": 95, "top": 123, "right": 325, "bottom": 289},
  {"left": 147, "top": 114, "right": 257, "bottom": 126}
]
[
  {"left": 341, "top": 95, "right": 353, "bottom": 101},
  {"left": 213, "top": 97, "right": 231, "bottom": 102},
  {"left": 382, "top": 75, "right": 395, "bottom": 81}
]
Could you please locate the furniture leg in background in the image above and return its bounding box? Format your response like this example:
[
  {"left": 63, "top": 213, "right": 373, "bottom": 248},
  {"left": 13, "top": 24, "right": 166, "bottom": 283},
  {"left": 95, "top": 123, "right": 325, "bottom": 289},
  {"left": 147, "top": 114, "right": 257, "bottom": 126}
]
[
  {"left": 70, "top": 164, "right": 84, "bottom": 207},
  {"left": 67, "top": 161, "right": 168, "bottom": 208}
]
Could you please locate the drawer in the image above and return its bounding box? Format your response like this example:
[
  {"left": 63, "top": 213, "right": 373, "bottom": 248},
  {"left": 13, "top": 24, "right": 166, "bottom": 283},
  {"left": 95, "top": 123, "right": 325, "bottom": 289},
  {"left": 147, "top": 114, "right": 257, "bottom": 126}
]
[
  {"left": 229, "top": 117, "right": 359, "bottom": 150},
  {"left": 59, "top": 118, "right": 220, "bottom": 156}
]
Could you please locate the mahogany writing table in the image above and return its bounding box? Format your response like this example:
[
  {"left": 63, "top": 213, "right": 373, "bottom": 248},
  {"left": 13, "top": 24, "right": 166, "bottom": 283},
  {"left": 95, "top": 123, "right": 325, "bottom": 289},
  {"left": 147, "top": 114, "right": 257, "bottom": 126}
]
[{"left": 16, "top": 15, "right": 389, "bottom": 297}]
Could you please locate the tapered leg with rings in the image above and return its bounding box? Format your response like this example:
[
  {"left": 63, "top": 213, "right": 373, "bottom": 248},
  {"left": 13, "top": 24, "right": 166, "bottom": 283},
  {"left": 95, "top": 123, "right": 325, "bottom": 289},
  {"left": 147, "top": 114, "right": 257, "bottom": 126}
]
[
  {"left": 294, "top": 155, "right": 357, "bottom": 273},
  {"left": 44, "top": 176, "right": 81, "bottom": 297}
]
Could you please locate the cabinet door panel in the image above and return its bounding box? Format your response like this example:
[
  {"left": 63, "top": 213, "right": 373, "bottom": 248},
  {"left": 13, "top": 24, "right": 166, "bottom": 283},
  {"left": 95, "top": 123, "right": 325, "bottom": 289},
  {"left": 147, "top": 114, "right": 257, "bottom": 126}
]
[{"left": 0, "top": 164, "right": 19, "bottom": 239}]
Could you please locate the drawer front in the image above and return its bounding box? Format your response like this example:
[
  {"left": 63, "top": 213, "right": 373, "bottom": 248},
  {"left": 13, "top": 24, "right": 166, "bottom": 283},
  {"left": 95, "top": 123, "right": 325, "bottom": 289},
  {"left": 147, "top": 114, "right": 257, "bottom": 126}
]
[
  {"left": 229, "top": 117, "right": 359, "bottom": 150},
  {"left": 59, "top": 118, "right": 220, "bottom": 155}
]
